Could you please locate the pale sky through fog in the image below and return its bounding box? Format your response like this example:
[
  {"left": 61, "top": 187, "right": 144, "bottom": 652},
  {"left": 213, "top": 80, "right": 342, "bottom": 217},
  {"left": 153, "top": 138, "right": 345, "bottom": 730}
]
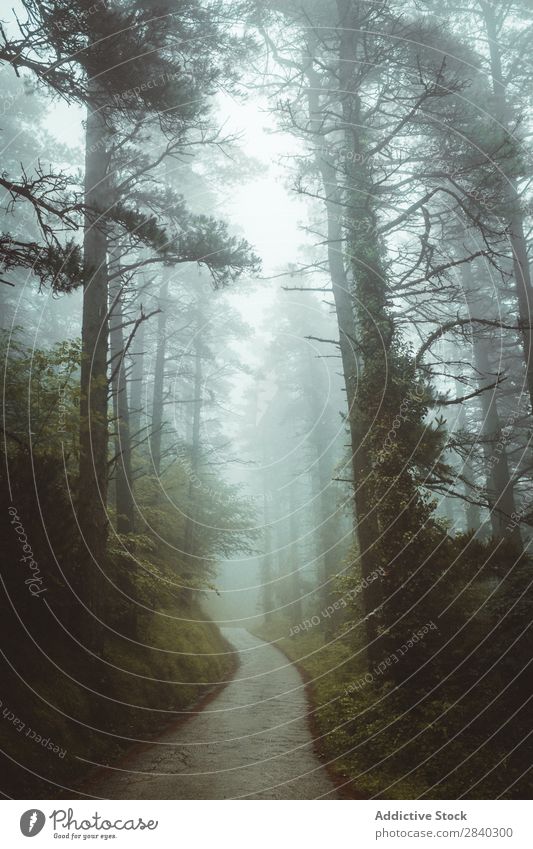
[
  {"left": 208, "top": 90, "right": 308, "bottom": 282},
  {"left": 217, "top": 93, "right": 307, "bottom": 277},
  {"left": 46, "top": 90, "right": 304, "bottom": 274},
  {"left": 13, "top": 0, "right": 306, "bottom": 281},
  {"left": 44, "top": 84, "right": 308, "bottom": 444},
  {"left": 44, "top": 86, "right": 306, "bottom": 343},
  {"left": 212, "top": 92, "right": 310, "bottom": 342}
]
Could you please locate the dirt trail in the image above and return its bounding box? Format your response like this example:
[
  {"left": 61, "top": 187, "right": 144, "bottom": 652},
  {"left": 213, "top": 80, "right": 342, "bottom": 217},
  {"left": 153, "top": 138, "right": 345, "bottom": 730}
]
[{"left": 84, "top": 627, "right": 337, "bottom": 799}]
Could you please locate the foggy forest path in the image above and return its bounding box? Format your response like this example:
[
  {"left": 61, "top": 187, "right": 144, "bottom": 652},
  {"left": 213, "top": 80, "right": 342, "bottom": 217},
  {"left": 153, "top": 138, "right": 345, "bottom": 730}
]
[{"left": 84, "top": 628, "right": 337, "bottom": 799}]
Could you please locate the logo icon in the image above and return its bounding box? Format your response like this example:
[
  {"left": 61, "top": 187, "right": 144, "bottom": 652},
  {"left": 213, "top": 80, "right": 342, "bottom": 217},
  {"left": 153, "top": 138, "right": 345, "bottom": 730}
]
[{"left": 20, "top": 810, "right": 46, "bottom": 837}]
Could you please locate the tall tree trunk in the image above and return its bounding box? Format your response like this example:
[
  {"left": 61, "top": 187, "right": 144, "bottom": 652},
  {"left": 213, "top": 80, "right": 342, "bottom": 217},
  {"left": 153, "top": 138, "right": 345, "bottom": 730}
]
[
  {"left": 305, "top": 350, "right": 339, "bottom": 611},
  {"left": 481, "top": 1, "right": 533, "bottom": 413},
  {"left": 261, "top": 486, "right": 275, "bottom": 626},
  {"left": 0, "top": 276, "right": 11, "bottom": 329},
  {"left": 305, "top": 59, "right": 383, "bottom": 659},
  {"left": 312, "top": 448, "right": 338, "bottom": 608},
  {"left": 288, "top": 476, "right": 303, "bottom": 624},
  {"left": 336, "top": 1, "right": 390, "bottom": 663},
  {"left": 474, "top": 336, "right": 521, "bottom": 547},
  {"left": 251, "top": 384, "right": 275, "bottom": 625},
  {"left": 462, "top": 263, "right": 521, "bottom": 546},
  {"left": 129, "top": 308, "right": 145, "bottom": 443},
  {"left": 445, "top": 338, "right": 482, "bottom": 535},
  {"left": 184, "top": 322, "right": 203, "bottom": 561},
  {"left": 78, "top": 95, "right": 111, "bottom": 641},
  {"left": 109, "top": 249, "right": 135, "bottom": 534},
  {"left": 150, "top": 273, "right": 169, "bottom": 476},
  {"left": 454, "top": 380, "right": 482, "bottom": 534}
]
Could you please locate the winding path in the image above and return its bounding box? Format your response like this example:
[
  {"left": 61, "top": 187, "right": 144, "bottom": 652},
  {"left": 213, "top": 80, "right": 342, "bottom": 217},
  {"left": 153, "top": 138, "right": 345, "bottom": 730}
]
[{"left": 85, "top": 627, "right": 337, "bottom": 799}]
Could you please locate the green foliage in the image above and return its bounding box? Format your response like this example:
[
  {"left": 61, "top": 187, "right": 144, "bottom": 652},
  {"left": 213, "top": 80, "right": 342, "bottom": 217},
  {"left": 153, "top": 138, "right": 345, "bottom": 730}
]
[
  {"left": 172, "top": 216, "right": 261, "bottom": 286},
  {"left": 1, "top": 329, "right": 80, "bottom": 459},
  {"left": 2, "top": 331, "right": 258, "bottom": 597},
  {"left": 257, "top": 539, "right": 533, "bottom": 802},
  {"left": 349, "top": 336, "right": 453, "bottom": 647},
  {"left": 0, "top": 332, "right": 237, "bottom": 797},
  {"left": 132, "top": 454, "right": 259, "bottom": 590},
  {"left": 106, "top": 194, "right": 260, "bottom": 288}
]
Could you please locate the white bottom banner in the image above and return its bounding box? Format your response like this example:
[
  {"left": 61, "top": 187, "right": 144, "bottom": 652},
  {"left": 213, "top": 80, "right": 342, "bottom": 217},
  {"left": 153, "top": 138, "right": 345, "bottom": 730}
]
[{"left": 2, "top": 800, "right": 532, "bottom": 848}]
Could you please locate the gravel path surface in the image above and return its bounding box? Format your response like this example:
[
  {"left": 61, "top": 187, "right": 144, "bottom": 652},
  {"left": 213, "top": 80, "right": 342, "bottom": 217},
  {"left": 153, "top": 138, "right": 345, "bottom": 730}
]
[{"left": 85, "top": 627, "right": 337, "bottom": 799}]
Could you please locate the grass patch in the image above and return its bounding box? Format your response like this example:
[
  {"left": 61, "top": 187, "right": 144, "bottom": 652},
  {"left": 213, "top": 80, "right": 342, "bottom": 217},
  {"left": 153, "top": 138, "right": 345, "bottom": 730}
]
[
  {"left": 253, "top": 614, "right": 532, "bottom": 799},
  {"left": 0, "top": 601, "right": 234, "bottom": 798}
]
